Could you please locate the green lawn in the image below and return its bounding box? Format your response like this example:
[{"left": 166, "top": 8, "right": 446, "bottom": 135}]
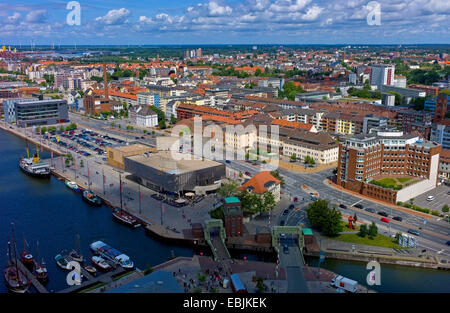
[
  {"left": 340, "top": 220, "right": 359, "bottom": 231},
  {"left": 397, "top": 177, "right": 412, "bottom": 184},
  {"left": 376, "top": 178, "right": 397, "bottom": 185},
  {"left": 331, "top": 233, "right": 407, "bottom": 249}
]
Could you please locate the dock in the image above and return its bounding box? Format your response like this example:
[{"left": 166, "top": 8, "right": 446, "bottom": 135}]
[
  {"left": 58, "top": 254, "right": 126, "bottom": 293},
  {"left": 14, "top": 259, "right": 49, "bottom": 293}
]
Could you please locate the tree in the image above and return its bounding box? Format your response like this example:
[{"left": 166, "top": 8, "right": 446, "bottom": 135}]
[
  {"left": 358, "top": 224, "right": 368, "bottom": 237},
  {"left": 270, "top": 170, "right": 285, "bottom": 187},
  {"left": 170, "top": 114, "right": 177, "bottom": 124},
  {"left": 41, "top": 126, "right": 47, "bottom": 135},
  {"left": 217, "top": 182, "right": 239, "bottom": 198},
  {"left": 442, "top": 204, "right": 449, "bottom": 213},
  {"left": 262, "top": 191, "right": 276, "bottom": 213},
  {"left": 255, "top": 277, "right": 265, "bottom": 293},
  {"left": 368, "top": 222, "right": 378, "bottom": 239},
  {"left": 80, "top": 159, "right": 84, "bottom": 168},
  {"left": 306, "top": 200, "right": 343, "bottom": 236},
  {"left": 290, "top": 153, "right": 297, "bottom": 162}
]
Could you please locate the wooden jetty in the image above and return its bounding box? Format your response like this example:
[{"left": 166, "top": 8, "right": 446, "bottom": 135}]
[{"left": 14, "top": 259, "right": 49, "bottom": 293}]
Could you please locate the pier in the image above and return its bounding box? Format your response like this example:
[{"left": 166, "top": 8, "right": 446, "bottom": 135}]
[{"left": 14, "top": 259, "right": 49, "bottom": 293}]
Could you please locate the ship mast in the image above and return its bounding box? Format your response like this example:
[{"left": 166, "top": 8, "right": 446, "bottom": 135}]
[
  {"left": 119, "top": 173, "right": 123, "bottom": 212},
  {"left": 11, "top": 223, "right": 23, "bottom": 287}
]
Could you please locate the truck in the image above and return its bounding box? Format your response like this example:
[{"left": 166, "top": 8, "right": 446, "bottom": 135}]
[{"left": 331, "top": 275, "right": 358, "bottom": 293}]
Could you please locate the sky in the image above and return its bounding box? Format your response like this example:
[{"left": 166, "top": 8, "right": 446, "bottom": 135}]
[{"left": 0, "top": 0, "right": 449, "bottom": 45}]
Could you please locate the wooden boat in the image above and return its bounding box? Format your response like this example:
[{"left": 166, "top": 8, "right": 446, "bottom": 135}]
[
  {"left": 112, "top": 208, "right": 141, "bottom": 228},
  {"left": 55, "top": 254, "right": 70, "bottom": 270},
  {"left": 84, "top": 265, "right": 97, "bottom": 275},
  {"left": 69, "top": 233, "right": 84, "bottom": 263},
  {"left": 82, "top": 190, "right": 102, "bottom": 206},
  {"left": 90, "top": 256, "right": 111, "bottom": 272},
  {"left": 33, "top": 241, "right": 48, "bottom": 283},
  {"left": 20, "top": 233, "right": 34, "bottom": 268},
  {"left": 4, "top": 224, "right": 30, "bottom": 293}
]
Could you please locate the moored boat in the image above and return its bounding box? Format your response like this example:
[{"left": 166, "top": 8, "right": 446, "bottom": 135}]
[
  {"left": 4, "top": 224, "right": 30, "bottom": 293},
  {"left": 55, "top": 254, "right": 70, "bottom": 270},
  {"left": 90, "top": 241, "right": 134, "bottom": 269},
  {"left": 82, "top": 190, "right": 102, "bottom": 206},
  {"left": 65, "top": 180, "right": 81, "bottom": 192},
  {"left": 90, "top": 256, "right": 111, "bottom": 272},
  {"left": 69, "top": 233, "right": 84, "bottom": 263},
  {"left": 112, "top": 208, "right": 141, "bottom": 228},
  {"left": 20, "top": 233, "right": 34, "bottom": 269},
  {"left": 84, "top": 265, "right": 97, "bottom": 275},
  {"left": 33, "top": 241, "right": 48, "bottom": 283}
]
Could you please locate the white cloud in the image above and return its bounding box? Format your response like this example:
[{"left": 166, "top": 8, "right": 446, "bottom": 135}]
[
  {"left": 6, "top": 12, "right": 21, "bottom": 24},
  {"left": 96, "top": 8, "right": 131, "bottom": 25},
  {"left": 25, "top": 10, "right": 48, "bottom": 23}
]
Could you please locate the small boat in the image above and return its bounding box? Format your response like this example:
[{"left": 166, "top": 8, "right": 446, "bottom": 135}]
[
  {"left": 84, "top": 265, "right": 97, "bottom": 275},
  {"left": 33, "top": 241, "right": 48, "bottom": 283},
  {"left": 69, "top": 233, "right": 84, "bottom": 263},
  {"left": 90, "top": 256, "right": 111, "bottom": 272},
  {"left": 82, "top": 190, "right": 102, "bottom": 206},
  {"left": 20, "top": 233, "right": 34, "bottom": 268},
  {"left": 55, "top": 254, "right": 70, "bottom": 270},
  {"left": 65, "top": 181, "right": 81, "bottom": 192},
  {"left": 112, "top": 208, "right": 141, "bottom": 228}
]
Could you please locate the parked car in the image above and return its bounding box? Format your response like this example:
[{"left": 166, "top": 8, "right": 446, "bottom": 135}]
[
  {"left": 288, "top": 204, "right": 295, "bottom": 210},
  {"left": 378, "top": 211, "right": 388, "bottom": 217},
  {"left": 427, "top": 196, "right": 435, "bottom": 201},
  {"left": 245, "top": 171, "right": 251, "bottom": 176},
  {"left": 225, "top": 160, "right": 231, "bottom": 164},
  {"left": 393, "top": 216, "right": 403, "bottom": 222},
  {"left": 339, "top": 204, "right": 348, "bottom": 210},
  {"left": 380, "top": 217, "right": 390, "bottom": 223},
  {"left": 365, "top": 208, "right": 375, "bottom": 213},
  {"left": 283, "top": 245, "right": 289, "bottom": 254},
  {"left": 407, "top": 229, "right": 421, "bottom": 236},
  {"left": 282, "top": 209, "right": 289, "bottom": 216},
  {"left": 354, "top": 204, "right": 364, "bottom": 209}
]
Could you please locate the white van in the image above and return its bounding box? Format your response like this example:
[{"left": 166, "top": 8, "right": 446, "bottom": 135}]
[{"left": 427, "top": 196, "right": 435, "bottom": 201}]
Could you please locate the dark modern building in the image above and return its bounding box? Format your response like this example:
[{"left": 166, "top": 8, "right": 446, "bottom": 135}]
[
  {"left": 124, "top": 151, "right": 225, "bottom": 194},
  {"left": 3, "top": 98, "right": 69, "bottom": 127},
  {"left": 222, "top": 197, "right": 243, "bottom": 237}
]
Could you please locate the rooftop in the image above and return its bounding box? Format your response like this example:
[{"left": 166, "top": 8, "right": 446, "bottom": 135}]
[
  {"left": 126, "top": 150, "right": 223, "bottom": 174},
  {"left": 106, "top": 271, "right": 183, "bottom": 293}
]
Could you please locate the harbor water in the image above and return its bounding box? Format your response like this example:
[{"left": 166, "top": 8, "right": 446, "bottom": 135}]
[{"left": 0, "top": 128, "right": 449, "bottom": 293}]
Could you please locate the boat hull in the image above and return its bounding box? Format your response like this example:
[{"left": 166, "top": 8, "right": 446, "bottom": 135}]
[
  {"left": 4, "top": 266, "right": 30, "bottom": 294},
  {"left": 112, "top": 211, "right": 141, "bottom": 228},
  {"left": 82, "top": 194, "right": 102, "bottom": 206},
  {"left": 19, "top": 163, "right": 51, "bottom": 178}
]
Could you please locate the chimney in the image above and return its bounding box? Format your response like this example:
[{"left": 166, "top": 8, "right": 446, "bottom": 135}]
[{"left": 103, "top": 62, "right": 109, "bottom": 100}]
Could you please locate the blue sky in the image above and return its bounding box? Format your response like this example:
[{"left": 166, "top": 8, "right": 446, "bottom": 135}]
[{"left": 0, "top": 0, "right": 449, "bottom": 45}]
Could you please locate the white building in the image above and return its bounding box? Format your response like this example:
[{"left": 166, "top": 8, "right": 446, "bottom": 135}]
[{"left": 136, "top": 106, "right": 158, "bottom": 128}]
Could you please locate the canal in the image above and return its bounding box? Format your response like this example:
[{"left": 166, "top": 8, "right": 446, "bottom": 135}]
[{"left": 1, "top": 128, "right": 449, "bottom": 293}]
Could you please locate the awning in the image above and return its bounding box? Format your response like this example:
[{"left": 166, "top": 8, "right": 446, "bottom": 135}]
[
  {"left": 184, "top": 192, "right": 195, "bottom": 197},
  {"left": 175, "top": 198, "right": 186, "bottom": 203}
]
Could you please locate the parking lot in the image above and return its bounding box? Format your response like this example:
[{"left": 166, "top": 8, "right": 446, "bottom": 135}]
[
  {"left": 413, "top": 184, "right": 450, "bottom": 213},
  {"left": 45, "top": 128, "right": 128, "bottom": 158}
]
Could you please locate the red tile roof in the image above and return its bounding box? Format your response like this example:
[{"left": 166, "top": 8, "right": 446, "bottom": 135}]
[{"left": 238, "top": 171, "right": 281, "bottom": 194}]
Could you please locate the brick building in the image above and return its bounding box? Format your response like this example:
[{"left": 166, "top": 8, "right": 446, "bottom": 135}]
[
  {"left": 222, "top": 197, "right": 243, "bottom": 237},
  {"left": 337, "top": 128, "right": 441, "bottom": 204}
]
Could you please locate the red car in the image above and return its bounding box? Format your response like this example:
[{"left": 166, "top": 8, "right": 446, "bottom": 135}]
[{"left": 380, "top": 217, "right": 390, "bottom": 223}]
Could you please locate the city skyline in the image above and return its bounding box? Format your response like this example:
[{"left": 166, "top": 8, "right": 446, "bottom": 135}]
[{"left": 0, "top": 0, "right": 449, "bottom": 45}]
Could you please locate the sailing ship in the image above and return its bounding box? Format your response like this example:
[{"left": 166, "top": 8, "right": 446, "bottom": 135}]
[
  {"left": 32, "top": 241, "right": 48, "bottom": 283},
  {"left": 20, "top": 233, "right": 34, "bottom": 269},
  {"left": 112, "top": 173, "right": 140, "bottom": 228},
  {"left": 4, "top": 224, "right": 30, "bottom": 293},
  {"left": 69, "top": 233, "right": 84, "bottom": 263},
  {"left": 112, "top": 208, "right": 141, "bottom": 228},
  {"left": 82, "top": 190, "right": 102, "bottom": 206},
  {"left": 19, "top": 146, "right": 50, "bottom": 178},
  {"left": 65, "top": 180, "right": 81, "bottom": 192}
]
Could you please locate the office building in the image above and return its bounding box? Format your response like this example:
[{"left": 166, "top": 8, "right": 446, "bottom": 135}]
[
  {"left": 337, "top": 129, "right": 441, "bottom": 204},
  {"left": 369, "top": 64, "right": 395, "bottom": 89}
]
